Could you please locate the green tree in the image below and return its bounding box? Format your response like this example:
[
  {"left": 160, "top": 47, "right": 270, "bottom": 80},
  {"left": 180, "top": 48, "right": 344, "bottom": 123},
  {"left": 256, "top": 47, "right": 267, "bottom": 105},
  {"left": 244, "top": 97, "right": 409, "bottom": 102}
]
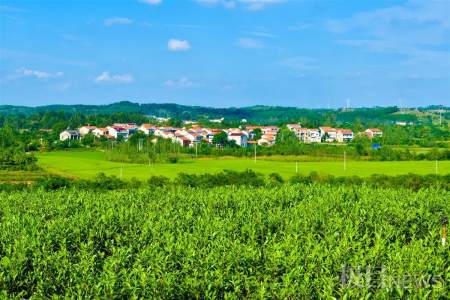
[
  {"left": 251, "top": 128, "right": 262, "bottom": 141},
  {"left": 82, "top": 133, "right": 95, "bottom": 147},
  {"left": 212, "top": 132, "right": 228, "bottom": 146}
]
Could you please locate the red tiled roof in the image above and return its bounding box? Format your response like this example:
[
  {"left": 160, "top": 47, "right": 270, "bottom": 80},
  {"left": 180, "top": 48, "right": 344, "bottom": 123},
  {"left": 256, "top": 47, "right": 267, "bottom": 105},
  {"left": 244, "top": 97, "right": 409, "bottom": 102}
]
[
  {"left": 141, "top": 124, "right": 154, "bottom": 129},
  {"left": 368, "top": 128, "right": 382, "bottom": 132},
  {"left": 320, "top": 127, "right": 336, "bottom": 132},
  {"left": 337, "top": 129, "right": 353, "bottom": 134}
]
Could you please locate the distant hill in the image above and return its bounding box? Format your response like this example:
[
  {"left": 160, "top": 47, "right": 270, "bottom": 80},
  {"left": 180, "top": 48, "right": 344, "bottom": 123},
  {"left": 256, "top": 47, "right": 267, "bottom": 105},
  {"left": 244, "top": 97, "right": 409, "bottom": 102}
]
[{"left": 0, "top": 101, "right": 447, "bottom": 125}]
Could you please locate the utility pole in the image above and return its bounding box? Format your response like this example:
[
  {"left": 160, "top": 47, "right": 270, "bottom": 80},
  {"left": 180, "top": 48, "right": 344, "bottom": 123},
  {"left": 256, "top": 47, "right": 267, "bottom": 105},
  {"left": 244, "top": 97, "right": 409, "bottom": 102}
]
[
  {"left": 439, "top": 107, "right": 442, "bottom": 126},
  {"left": 254, "top": 143, "right": 257, "bottom": 163},
  {"left": 442, "top": 217, "right": 448, "bottom": 246},
  {"left": 195, "top": 142, "right": 198, "bottom": 158},
  {"left": 344, "top": 151, "right": 347, "bottom": 171},
  {"left": 436, "top": 160, "right": 438, "bottom": 175}
]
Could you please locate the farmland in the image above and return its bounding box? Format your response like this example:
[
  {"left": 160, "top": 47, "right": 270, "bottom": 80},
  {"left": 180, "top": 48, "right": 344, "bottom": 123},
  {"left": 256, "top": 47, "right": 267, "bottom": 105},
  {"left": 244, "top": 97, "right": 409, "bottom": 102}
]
[
  {"left": 37, "top": 150, "right": 450, "bottom": 180},
  {"left": 1, "top": 185, "right": 448, "bottom": 298}
]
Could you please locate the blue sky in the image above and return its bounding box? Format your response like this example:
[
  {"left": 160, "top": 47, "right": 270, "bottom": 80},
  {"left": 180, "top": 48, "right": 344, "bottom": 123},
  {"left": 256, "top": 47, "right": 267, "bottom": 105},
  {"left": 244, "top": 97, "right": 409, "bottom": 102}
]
[{"left": 0, "top": 0, "right": 449, "bottom": 108}]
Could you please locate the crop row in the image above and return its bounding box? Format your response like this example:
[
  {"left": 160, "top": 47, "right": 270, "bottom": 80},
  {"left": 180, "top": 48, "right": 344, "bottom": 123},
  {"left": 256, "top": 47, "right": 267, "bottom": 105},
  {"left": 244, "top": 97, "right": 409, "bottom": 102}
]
[{"left": 0, "top": 185, "right": 449, "bottom": 298}]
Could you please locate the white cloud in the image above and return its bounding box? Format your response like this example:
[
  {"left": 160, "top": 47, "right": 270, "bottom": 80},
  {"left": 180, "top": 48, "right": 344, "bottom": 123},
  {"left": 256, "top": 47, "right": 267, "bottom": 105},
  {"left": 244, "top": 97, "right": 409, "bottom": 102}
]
[
  {"left": 94, "top": 72, "right": 134, "bottom": 84},
  {"left": 168, "top": 39, "right": 191, "bottom": 51},
  {"left": 54, "top": 82, "right": 71, "bottom": 92},
  {"left": 14, "top": 68, "right": 63, "bottom": 79},
  {"left": 326, "top": 0, "right": 450, "bottom": 77},
  {"left": 237, "top": 38, "right": 263, "bottom": 49},
  {"left": 139, "top": 0, "right": 162, "bottom": 5},
  {"left": 196, "top": 0, "right": 236, "bottom": 9},
  {"left": 165, "top": 77, "right": 193, "bottom": 88},
  {"left": 104, "top": 17, "right": 133, "bottom": 26},
  {"left": 196, "top": 0, "right": 283, "bottom": 10},
  {"left": 239, "top": 0, "right": 284, "bottom": 11},
  {"left": 246, "top": 31, "right": 277, "bottom": 38},
  {"left": 280, "top": 56, "right": 317, "bottom": 70}
]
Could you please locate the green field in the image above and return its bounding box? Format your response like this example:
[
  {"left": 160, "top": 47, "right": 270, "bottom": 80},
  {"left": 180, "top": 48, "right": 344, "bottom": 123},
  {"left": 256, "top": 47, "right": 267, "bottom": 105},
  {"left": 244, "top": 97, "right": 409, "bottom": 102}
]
[
  {"left": 1, "top": 186, "right": 449, "bottom": 298},
  {"left": 37, "top": 150, "right": 450, "bottom": 180}
]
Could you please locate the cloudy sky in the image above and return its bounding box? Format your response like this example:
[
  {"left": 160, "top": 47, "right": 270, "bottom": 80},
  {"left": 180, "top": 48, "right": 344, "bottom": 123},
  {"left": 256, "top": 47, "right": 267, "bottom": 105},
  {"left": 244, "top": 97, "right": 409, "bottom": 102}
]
[{"left": 0, "top": 0, "right": 449, "bottom": 108}]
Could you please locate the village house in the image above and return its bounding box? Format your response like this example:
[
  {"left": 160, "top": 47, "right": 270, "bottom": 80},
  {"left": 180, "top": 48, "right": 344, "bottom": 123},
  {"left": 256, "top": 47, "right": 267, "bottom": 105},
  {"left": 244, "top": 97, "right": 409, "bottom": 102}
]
[
  {"left": 257, "top": 133, "right": 276, "bottom": 146},
  {"left": 107, "top": 126, "right": 129, "bottom": 140},
  {"left": 246, "top": 126, "right": 279, "bottom": 143},
  {"left": 79, "top": 125, "right": 97, "bottom": 136},
  {"left": 113, "top": 123, "right": 139, "bottom": 134},
  {"left": 294, "top": 128, "right": 308, "bottom": 142},
  {"left": 92, "top": 127, "right": 109, "bottom": 138},
  {"left": 365, "top": 128, "right": 383, "bottom": 139},
  {"left": 289, "top": 124, "right": 325, "bottom": 143},
  {"left": 174, "top": 134, "right": 191, "bottom": 147},
  {"left": 151, "top": 116, "right": 170, "bottom": 122},
  {"left": 139, "top": 124, "right": 156, "bottom": 135},
  {"left": 228, "top": 131, "right": 248, "bottom": 147},
  {"left": 154, "top": 127, "right": 177, "bottom": 139},
  {"left": 306, "top": 129, "right": 321, "bottom": 143},
  {"left": 286, "top": 124, "right": 301, "bottom": 131},
  {"left": 319, "top": 127, "right": 338, "bottom": 142},
  {"left": 59, "top": 130, "right": 80, "bottom": 141},
  {"left": 175, "top": 129, "right": 203, "bottom": 146},
  {"left": 209, "top": 118, "right": 224, "bottom": 123},
  {"left": 336, "top": 129, "right": 354, "bottom": 142},
  {"left": 204, "top": 129, "right": 224, "bottom": 143}
]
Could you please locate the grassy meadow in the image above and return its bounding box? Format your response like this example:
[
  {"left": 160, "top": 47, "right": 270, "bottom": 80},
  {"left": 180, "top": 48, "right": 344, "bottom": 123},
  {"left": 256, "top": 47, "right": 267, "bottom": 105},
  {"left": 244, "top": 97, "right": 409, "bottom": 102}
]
[{"left": 37, "top": 150, "right": 449, "bottom": 180}]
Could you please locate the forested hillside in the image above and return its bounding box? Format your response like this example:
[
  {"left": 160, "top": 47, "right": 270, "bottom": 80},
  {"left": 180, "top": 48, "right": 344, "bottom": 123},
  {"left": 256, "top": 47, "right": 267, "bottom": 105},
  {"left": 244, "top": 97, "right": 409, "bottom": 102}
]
[{"left": 1, "top": 101, "right": 447, "bottom": 125}]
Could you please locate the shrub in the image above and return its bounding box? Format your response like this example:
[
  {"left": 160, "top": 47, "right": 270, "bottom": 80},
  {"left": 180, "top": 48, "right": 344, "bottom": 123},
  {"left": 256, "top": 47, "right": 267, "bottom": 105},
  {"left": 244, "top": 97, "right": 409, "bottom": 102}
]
[
  {"left": 167, "top": 155, "right": 179, "bottom": 164},
  {"left": 147, "top": 175, "right": 170, "bottom": 187},
  {"left": 35, "top": 176, "right": 72, "bottom": 191},
  {"left": 268, "top": 172, "right": 284, "bottom": 184}
]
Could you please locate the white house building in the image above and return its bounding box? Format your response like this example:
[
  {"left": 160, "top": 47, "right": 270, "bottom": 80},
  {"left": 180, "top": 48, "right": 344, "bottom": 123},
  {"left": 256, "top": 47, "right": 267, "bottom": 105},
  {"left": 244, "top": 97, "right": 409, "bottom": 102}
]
[
  {"left": 228, "top": 132, "right": 248, "bottom": 147},
  {"left": 257, "top": 133, "right": 276, "bottom": 146},
  {"left": 92, "top": 127, "right": 108, "bottom": 137},
  {"left": 287, "top": 124, "right": 301, "bottom": 131},
  {"left": 139, "top": 124, "right": 156, "bottom": 135},
  {"left": 365, "top": 128, "right": 383, "bottom": 139},
  {"left": 336, "top": 129, "right": 354, "bottom": 142},
  {"left": 59, "top": 130, "right": 80, "bottom": 141},
  {"left": 107, "top": 126, "right": 129, "bottom": 140},
  {"left": 319, "top": 127, "right": 338, "bottom": 142},
  {"left": 79, "top": 125, "right": 97, "bottom": 137},
  {"left": 306, "top": 129, "right": 321, "bottom": 143}
]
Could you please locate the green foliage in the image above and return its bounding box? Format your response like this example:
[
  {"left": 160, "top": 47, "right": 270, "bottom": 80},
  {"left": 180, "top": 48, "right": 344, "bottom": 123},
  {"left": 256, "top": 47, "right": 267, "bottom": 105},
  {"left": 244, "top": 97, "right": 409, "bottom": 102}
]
[
  {"left": 251, "top": 128, "right": 262, "bottom": 140},
  {"left": 0, "top": 148, "right": 38, "bottom": 171},
  {"left": 166, "top": 154, "right": 179, "bottom": 164},
  {"left": 81, "top": 133, "right": 95, "bottom": 147},
  {"left": 175, "top": 169, "right": 265, "bottom": 187},
  {"left": 35, "top": 175, "right": 72, "bottom": 191},
  {"left": 147, "top": 175, "right": 170, "bottom": 187},
  {"left": 268, "top": 172, "right": 284, "bottom": 184},
  {"left": 212, "top": 131, "right": 228, "bottom": 146},
  {"left": 0, "top": 185, "right": 448, "bottom": 298}
]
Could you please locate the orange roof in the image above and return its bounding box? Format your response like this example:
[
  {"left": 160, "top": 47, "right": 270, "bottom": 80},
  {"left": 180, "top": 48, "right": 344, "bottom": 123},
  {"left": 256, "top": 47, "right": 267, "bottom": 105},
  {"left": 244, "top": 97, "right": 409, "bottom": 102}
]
[
  {"left": 337, "top": 128, "right": 353, "bottom": 134},
  {"left": 141, "top": 123, "right": 154, "bottom": 129},
  {"left": 320, "top": 127, "right": 336, "bottom": 132},
  {"left": 368, "top": 128, "right": 382, "bottom": 132}
]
